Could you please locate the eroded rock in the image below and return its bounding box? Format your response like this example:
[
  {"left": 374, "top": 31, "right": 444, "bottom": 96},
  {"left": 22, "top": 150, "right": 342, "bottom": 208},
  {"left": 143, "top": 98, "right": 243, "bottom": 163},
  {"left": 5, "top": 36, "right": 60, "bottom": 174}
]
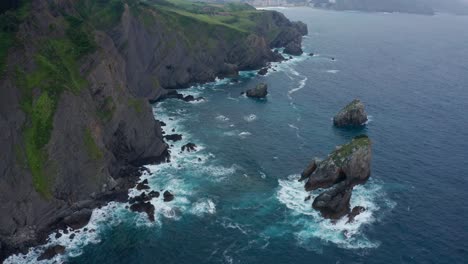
[
  {"left": 333, "top": 99, "right": 368, "bottom": 127},
  {"left": 246, "top": 83, "right": 268, "bottom": 98}
]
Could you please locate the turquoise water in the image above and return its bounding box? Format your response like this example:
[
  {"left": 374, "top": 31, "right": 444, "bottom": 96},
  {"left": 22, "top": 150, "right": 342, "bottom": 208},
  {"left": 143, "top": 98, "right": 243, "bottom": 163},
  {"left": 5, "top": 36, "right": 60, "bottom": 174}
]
[{"left": 7, "top": 8, "right": 468, "bottom": 264}]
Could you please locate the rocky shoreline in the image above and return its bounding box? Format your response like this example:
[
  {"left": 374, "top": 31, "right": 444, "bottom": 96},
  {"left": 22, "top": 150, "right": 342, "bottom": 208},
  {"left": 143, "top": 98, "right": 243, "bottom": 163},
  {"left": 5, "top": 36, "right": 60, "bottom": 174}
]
[{"left": 0, "top": 2, "right": 308, "bottom": 260}]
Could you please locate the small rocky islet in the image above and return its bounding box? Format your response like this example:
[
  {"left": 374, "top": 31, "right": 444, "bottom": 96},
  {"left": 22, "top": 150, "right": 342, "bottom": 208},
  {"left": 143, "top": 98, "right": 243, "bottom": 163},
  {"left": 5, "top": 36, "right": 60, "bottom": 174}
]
[
  {"left": 300, "top": 135, "right": 372, "bottom": 221},
  {"left": 333, "top": 99, "right": 368, "bottom": 127}
]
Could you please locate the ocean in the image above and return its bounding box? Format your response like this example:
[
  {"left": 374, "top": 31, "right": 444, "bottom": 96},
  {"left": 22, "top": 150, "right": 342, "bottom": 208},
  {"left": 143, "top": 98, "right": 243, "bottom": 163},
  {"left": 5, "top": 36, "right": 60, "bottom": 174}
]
[{"left": 6, "top": 7, "right": 468, "bottom": 264}]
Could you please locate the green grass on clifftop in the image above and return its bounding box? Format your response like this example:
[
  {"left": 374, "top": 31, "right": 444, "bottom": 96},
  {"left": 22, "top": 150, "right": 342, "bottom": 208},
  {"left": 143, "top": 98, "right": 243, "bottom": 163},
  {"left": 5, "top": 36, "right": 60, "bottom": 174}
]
[
  {"left": 330, "top": 135, "right": 371, "bottom": 166},
  {"left": 18, "top": 14, "right": 95, "bottom": 198}
]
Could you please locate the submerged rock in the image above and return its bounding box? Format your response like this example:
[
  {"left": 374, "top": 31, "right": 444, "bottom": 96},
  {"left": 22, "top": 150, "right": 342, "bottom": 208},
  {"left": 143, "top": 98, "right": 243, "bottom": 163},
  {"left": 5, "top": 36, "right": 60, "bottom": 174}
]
[
  {"left": 246, "top": 83, "right": 268, "bottom": 98},
  {"left": 258, "top": 67, "right": 268, "bottom": 76},
  {"left": 303, "top": 135, "right": 372, "bottom": 220},
  {"left": 136, "top": 179, "right": 150, "bottom": 191},
  {"left": 333, "top": 99, "right": 368, "bottom": 127},
  {"left": 37, "top": 245, "right": 65, "bottom": 261}
]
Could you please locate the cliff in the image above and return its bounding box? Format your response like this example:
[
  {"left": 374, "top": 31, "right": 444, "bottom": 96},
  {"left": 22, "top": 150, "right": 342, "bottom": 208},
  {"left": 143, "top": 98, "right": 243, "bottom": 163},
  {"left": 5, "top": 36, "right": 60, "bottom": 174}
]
[{"left": 0, "top": 0, "right": 307, "bottom": 260}]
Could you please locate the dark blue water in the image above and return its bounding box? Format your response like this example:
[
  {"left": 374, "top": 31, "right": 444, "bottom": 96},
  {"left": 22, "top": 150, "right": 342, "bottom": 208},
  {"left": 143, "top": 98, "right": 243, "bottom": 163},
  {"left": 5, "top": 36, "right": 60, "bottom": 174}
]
[{"left": 9, "top": 8, "right": 468, "bottom": 264}]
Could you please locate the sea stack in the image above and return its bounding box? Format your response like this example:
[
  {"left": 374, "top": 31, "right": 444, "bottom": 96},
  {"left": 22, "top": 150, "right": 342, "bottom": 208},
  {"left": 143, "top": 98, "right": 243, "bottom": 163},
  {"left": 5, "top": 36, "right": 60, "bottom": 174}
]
[
  {"left": 246, "top": 83, "right": 268, "bottom": 98},
  {"left": 301, "top": 135, "right": 372, "bottom": 219},
  {"left": 333, "top": 99, "right": 368, "bottom": 127}
]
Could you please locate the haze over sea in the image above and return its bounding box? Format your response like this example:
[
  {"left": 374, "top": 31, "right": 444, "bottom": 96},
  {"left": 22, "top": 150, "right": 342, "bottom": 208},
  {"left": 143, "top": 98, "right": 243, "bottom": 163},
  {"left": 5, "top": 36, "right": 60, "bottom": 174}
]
[{"left": 7, "top": 7, "right": 468, "bottom": 264}]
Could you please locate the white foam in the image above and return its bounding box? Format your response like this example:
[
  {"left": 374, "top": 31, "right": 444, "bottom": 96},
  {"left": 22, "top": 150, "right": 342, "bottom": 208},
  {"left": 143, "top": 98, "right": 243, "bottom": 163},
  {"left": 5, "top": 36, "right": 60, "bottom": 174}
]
[
  {"left": 287, "top": 77, "right": 308, "bottom": 99},
  {"left": 275, "top": 174, "right": 390, "bottom": 249},
  {"left": 216, "top": 114, "right": 230, "bottom": 122},
  {"left": 325, "top": 70, "right": 340, "bottom": 74},
  {"left": 190, "top": 199, "right": 216, "bottom": 216},
  {"left": 239, "top": 131, "right": 252, "bottom": 138},
  {"left": 243, "top": 114, "right": 257, "bottom": 122},
  {"left": 365, "top": 115, "right": 373, "bottom": 125}
]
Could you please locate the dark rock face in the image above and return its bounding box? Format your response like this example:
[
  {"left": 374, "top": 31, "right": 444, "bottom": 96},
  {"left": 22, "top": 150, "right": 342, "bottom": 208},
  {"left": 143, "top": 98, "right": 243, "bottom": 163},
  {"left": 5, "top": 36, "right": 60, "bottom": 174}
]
[
  {"left": 333, "top": 99, "right": 368, "bottom": 127},
  {"left": 0, "top": 1, "right": 308, "bottom": 261},
  {"left": 181, "top": 143, "right": 197, "bottom": 152},
  {"left": 258, "top": 67, "right": 268, "bottom": 75},
  {"left": 136, "top": 179, "right": 150, "bottom": 191},
  {"left": 303, "top": 136, "right": 372, "bottom": 219},
  {"left": 163, "top": 191, "right": 174, "bottom": 202},
  {"left": 37, "top": 245, "right": 65, "bottom": 261},
  {"left": 312, "top": 181, "right": 352, "bottom": 219},
  {"left": 284, "top": 40, "right": 303, "bottom": 56},
  {"left": 164, "top": 134, "right": 183, "bottom": 142},
  {"left": 347, "top": 206, "right": 366, "bottom": 223},
  {"left": 130, "top": 202, "right": 155, "bottom": 222},
  {"left": 246, "top": 83, "right": 268, "bottom": 98},
  {"left": 63, "top": 209, "right": 92, "bottom": 230}
]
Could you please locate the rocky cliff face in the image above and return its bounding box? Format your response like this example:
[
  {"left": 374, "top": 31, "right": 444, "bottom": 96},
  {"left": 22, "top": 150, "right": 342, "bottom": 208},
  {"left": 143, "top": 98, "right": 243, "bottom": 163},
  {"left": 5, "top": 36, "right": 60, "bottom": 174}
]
[
  {"left": 301, "top": 135, "right": 372, "bottom": 219},
  {"left": 0, "top": 0, "right": 307, "bottom": 260}
]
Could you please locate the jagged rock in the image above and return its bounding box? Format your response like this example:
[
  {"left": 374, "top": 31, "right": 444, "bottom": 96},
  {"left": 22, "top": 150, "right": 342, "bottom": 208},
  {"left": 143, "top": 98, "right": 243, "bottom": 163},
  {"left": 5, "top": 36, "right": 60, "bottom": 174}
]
[
  {"left": 181, "top": 143, "right": 197, "bottom": 152},
  {"left": 312, "top": 181, "right": 352, "bottom": 219},
  {"left": 37, "top": 245, "right": 65, "bottom": 261},
  {"left": 130, "top": 202, "right": 155, "bottom": 222},
  {"left": 304, "top": 195, "right": 311, "bottom": 202},
  {"left": 246, "top": 83, "right": 268, "bottom": 98},
  {"left": 258, "top": 68, "right": 268, "bottom": 75},
  {"left": 128, "top": 192, "right": 151, "bottom": 204},
  {"left": 305, "top": 135, "right": 371, "bottom": 191},
  {"left": 148, "top": 191, "right": 160, "bottom": 198},
  {"left": 63, "top": 209, "right": 92, "bottom": 230},
  {"left": 347, "top": 206, "right": 366, "bottom": 223},
  {"left": 299, "top": 160, "right": 317, "bottom": 181},
  {"left": 136, "top": 179, "right": 150, "bottom": 191},
  {"left": 333, "top": 99, "right": 368, "bottom": 127},
  {"left": 163, "top": 191, "right": 174, "bottom": 202},
  {"left": 164, "top": 134, "right": 183, "bottom": 142},
  {"left": 159, "top": 121, "right": 166, "bottom": 126}
]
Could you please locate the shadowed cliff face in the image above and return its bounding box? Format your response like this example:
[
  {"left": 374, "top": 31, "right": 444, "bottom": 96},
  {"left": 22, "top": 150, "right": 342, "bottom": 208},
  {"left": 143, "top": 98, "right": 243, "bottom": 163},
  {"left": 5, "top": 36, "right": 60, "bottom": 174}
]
[{"left": 0, "top": 0, "right": 306, "bottom": 260}]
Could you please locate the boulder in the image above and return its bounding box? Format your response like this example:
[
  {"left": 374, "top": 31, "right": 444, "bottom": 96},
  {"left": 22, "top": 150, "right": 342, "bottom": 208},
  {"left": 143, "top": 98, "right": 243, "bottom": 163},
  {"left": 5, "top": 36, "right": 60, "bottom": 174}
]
[
  {"left": 333, "top": 99, "right": 368, "bottom": 127},
  {"left": 246, "top": 83, "right": 268, "bottom": 98},
  {"left": 37, "top": 245, "right": 65, "bottom": 261},
  {"left": 257, "top": 68, "right": 268, "bottom": 76},
  {"left": 136, "top": 179, "right": 150, "bottom": 191},
  {"left": 163, "top": 191, "right": 174, "bottom": 202},
  {"left": 164, "top": 134, "right": 182, "bottom": 142},
  {"left": 312, "top": 181, "right": 352, "bottom": 219}
]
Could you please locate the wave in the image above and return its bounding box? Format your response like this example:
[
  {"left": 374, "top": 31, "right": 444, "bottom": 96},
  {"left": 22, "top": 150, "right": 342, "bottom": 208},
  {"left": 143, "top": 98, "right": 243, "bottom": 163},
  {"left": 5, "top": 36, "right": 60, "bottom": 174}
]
[
  {"left": 275, "top": 174, "right": 393, "bottom": 250},
  {"left": 287, "top": 76, "right": 308, "bottom": 99},
  {"left": 216, "top": 114, "right": 230, "bottom": 122},
  {"left": 190, "top": 198, "right": 216, "bottom": 216},
  {"left": 239, "top": 131, "right": 252, "bottom": 138},
  {"left": 325, "top": 70, "right": 340, "bottom": 74}
]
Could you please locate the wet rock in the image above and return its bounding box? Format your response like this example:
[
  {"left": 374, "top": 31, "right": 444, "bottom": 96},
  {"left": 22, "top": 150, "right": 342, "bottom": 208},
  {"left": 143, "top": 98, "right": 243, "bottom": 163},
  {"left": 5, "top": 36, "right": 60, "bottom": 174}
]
[
  {"left": 54, "top": 232, "right": 62, "bottom": 239},
  {"left": 198, "top": 158, "right": 202, "bottom": 162},
  {"left": 128, "top": 192, "right": 151, "bottom": 204},
  {"left": 130, "top": 202, "right": 155, "bottom": 222},
  {"left": 159, "top": 121, "right": 166, "bottom": 127},
  {"left": 304, "top": 135, "right": 372, "bottom": 191},
  {"left": 258, "top": 68, "right": 268, "bottom": 76},
  {"left": 163, "top": 191, "right": 174, "bottom": 202},
  {"left": 299, "top": 160, "right": 317, "bottom": 181},
  {"left": 246, "top": 83, "right": 268, "bottom": 98},
  {"left": 136, "top": 180, "right": 150, "bottom": 191},
  {"left": 63, "top": 209, "right": 92, "bottom": 230},
  {"left": 37, "top": 245, "right": 65, "bottom": 261},
  {"left": 69, "top": 234, "right": 75, "bottom": 240},
  {"left": 164, "top": 134, "right": 183, "bottom": 142},
  {"left": 304, "top": 195, "right": 311, "bottom": 202},
  {"left": 148, "top": 191, "right": 160, "bottom": 198},
  {"left": 347, "top": 206, "right": 366, "bottom": 223},
  {"left": 181, "top": 143, "right": 197, "bottom": 152},
  {"left": 309, "top": 52, "right": 314, "bottom": 56},
  {"left": 333, "top": 99, "right": 368, "bottom": 127},
  {"left": 312, "top": 181, "right": 352, "bottom": 219}
]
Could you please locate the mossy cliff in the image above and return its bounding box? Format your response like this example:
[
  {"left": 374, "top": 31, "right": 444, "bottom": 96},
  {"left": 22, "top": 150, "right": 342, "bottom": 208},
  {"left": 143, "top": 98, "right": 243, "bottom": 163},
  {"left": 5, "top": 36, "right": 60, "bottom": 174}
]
[{"left": 0, "top": 0, "right": 307, "bottom": 260}]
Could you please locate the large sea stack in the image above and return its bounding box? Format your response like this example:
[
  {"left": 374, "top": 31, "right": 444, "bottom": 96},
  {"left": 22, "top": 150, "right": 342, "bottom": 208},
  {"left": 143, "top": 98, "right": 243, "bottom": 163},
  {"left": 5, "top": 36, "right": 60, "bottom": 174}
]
[
  {"left": 301, "top": 135, "right": 372, "bottom": 219},
  {"left": 333, "top": 99, "right": 368, "bottom": 127}
]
